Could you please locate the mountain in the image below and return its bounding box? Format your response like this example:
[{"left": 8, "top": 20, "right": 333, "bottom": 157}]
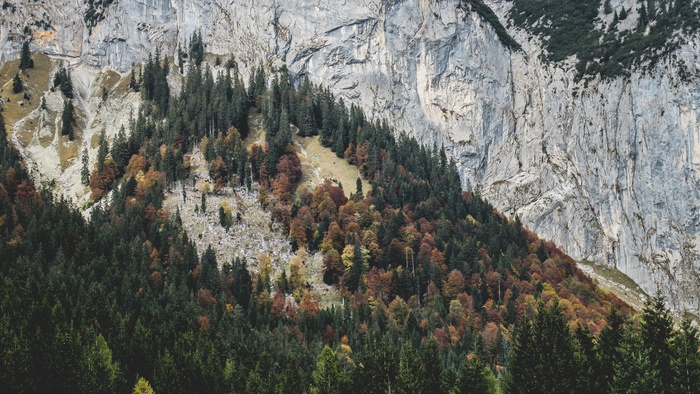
[{"left": 1, "top": 0, "right": 699, "bottom": 315}]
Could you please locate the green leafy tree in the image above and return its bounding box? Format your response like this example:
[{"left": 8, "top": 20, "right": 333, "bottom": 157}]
[{"left": 133, "top": 377, "right": 155, "bottom": 394}]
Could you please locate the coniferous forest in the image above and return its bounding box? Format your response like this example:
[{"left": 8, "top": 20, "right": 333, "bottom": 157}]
[{"left": 1, "top": 43, "right": 699, "bottom": 393}]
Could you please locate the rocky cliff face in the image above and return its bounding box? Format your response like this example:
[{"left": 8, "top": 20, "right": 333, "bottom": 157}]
[{"left": 2, "top": 0, "right": 699, "bottom": 314}]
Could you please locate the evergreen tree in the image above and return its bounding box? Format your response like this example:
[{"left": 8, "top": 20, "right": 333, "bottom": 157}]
[
  {"left": 231, "top": 258, "right": 252, "bottom": 309},
  {"left": 53, "top": 67, "right": 73, "bottom": 98},
  {"left": 455, "top": 355, "right": 495, "bottom": 394},
  {"left": 641, "top": 294, "right": 674, "bottom": 388},
  {"left": 200, "top": 245, "right": 218, "bottom": 291},
  {"left": 12, "top": 73, "right": 22, "bottom": 94},
  {"left": 670, "top": 318, "right": 700, "bottom": 394},
  {"left": 506, "top": 300, "right": 579, "bottom": 393},
  {"left": 597, "top": 307, "right": 625, "bottom": 391},
  {"left": 129, "top": 65, "right": 139, "bottom": 92},
  {"left": 189, "top": 31, "right": 204, "bottom": 67},
  {"left": 310, "top": 346, "right": 346, "bottom": 394},
  {"left": 19, "top": 40, "right": 33, "bottom": 70},
  {"left": 96, "top": 129, "right": 108, "bottom": 173},
  {"left": 61, "top": 100, "right": 75, "bottom": 140},
  {"left": 604, "top": 0, "right": 612, "bottom": 14},
  {"left": 396, "top": 343, "right": 427, "bottom": 394},
  {"left": 81, "top": 147, "right": 90, "bottom": 186},
  {"left": 638, "top": 3, "right": 648, "bottom": 28},
  {"left": 610, "top": 329, "right": 661, "bottom": 394},
  {"left": 619, "top": 7, "right": 628, "bottom": 20}
]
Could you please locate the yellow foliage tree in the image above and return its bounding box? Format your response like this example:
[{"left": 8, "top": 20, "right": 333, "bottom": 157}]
[{"left": 132, "top": 377, "right": 155, "bottom": 394}]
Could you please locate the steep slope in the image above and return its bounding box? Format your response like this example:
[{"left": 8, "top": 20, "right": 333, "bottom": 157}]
[{"left": 1, "top": 0, "right": 699, "bottom": 314}]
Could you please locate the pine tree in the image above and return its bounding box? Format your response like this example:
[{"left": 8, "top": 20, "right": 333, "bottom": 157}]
[
  {"left": 641, "top": 294, "right": 674, "bottom": 388},
  {"left": 200, "top": 245, "right": 218, "bottom": 291},
  {"left": 96, "top": 129, "right": 108, "bottom": 173},
  {"left": 610, "top": 329, "right": 661, "bottom": 394},
  {"left": 12, "top": 74, "right": 22, "bottom": 94},
  {"left": 619, "top": 7, "right": 628, "bottom": 20},
  {"left": 670, "top": 318, "right": 700, "bottom": 393},
  {"left": 604, "top": 0, "right": 612, "bottom": 14},
  {"left": 455, "top": 354, "right": 493, "bottom": 394},
  {"left": 129, "top": 65, "right": 139, "bottom": 92},
  {"left": 61, "top": 100, "right": 75, "bottom": 140},
  {"left": 53, "top": 67, "right": 73, "bottom": 98},
  {"left": 506, "top": 300, "right": 579, "bottom": 393},
  {"left": 81, "top": 147, "right": 90, "bottom": 186},
  {"left": 638, "top": 3, "right": 648, "bottom": 28},
  {"left": 231, "top": 258, "right": 252, "bottom": 309},
  {"left": 597, "top": 307, "right": 625, "bottom": 390},
  {"left": 396, "top": 343, "right": 427, "bottom": 393},
  {"left": 310, "top": 346, "right": 346, "bottom": 394},
  {"left": 19, "top": 41, "right": 33, "bottom": 70}
]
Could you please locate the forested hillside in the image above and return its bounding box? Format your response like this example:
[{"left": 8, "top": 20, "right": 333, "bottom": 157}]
[{"left": 1, "top": 45, "right": 699, "bottom": 393}]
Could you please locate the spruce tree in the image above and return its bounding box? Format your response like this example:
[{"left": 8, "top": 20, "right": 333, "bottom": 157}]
[
  {"left": 310, "top": 346, "right": 346, "bottom": 394},
  {"left": 129, "top": 65, "right": 139, "bottom": 92},
  {"left": 81, "top": 147, "right": 90, "bottom": 186},
  {"left": 199, "top": 245, "right": 218, "bottom": 291},
  {"left": 506, "top": 300, "right": 579, "bottom": 393},
  {"left": 641, "top": 294, "right": 674, "bottom": 388},
  {"left": 19, "top": 41, "right": 33, "bottom": 70},
  {"left": 455, "top": 354, "right": 493, "bottom": 394},
  {"left": 604, "top": 0, "right": 612, "bottom": 14},
  {"left": 61, "top": 100, "right": 75, "bottom": 140},
  {"left": 670, "top": 318, "right": 700, "bottom": 393},
  {"left": 12, "top": 74, "right": 22, "bottom": 94},
  {"left": 96, "top": 129, "right": 108, "bottom": 172}
]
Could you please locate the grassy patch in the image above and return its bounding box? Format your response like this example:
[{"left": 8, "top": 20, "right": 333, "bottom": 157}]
[
  {"left": 57, "top": 135, "right": 79, "bottom": 170},
  {"left": 577, "top": 260, "right": 648, "bottom": 312},
  {"left": 0, "top": 52, "right": 52, "bottom": 129},
  {"left": 99, "top": 69, "right": 122, "bottom": 94},
  {"left": 294, "top": 134, "right": 370, "bottom": 198},
  {"left": 578, "top": 260, "right": 647, "bottom": 296}
]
